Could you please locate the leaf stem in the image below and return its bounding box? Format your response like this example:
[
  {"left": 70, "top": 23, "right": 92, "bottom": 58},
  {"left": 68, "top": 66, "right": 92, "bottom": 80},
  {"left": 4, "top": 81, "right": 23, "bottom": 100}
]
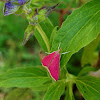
[
  {"left": 67, "top": 81, "right": 74, "bottom": 100},
  {"left": 23, "top": 6, "right": 29, "bottom": 14},
  {"left": 65, "top": 70, "right": 76, "bottom": 100},
  {"left": 36, "top": 24, "right": 50, "bottom": 52}
]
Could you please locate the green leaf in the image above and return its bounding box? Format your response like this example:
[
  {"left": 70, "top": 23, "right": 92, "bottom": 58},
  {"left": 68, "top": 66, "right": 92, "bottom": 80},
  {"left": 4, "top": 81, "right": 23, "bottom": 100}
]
[
  {"left": 0, "top": 67, "right": 51, "bottom": 88},
  {"left": 34, "top": 18, "right": 54, "bottom": 52},
  {"left": 59, "top": 67, "right": 67, "bottom": 80},
  {"left": 48, "top": 12, "right": 60, "bottom": 27},
  {"left": 51, "top": 0, "right": 100, "bottom": 67},
  {"left": 76, "top": 76, "right": 100, "bottom": 100},
  {"left": 38, "top": 18, "right": 54, "bottom": 40},
  {"left": 78, "top": 66, "right": 97, "bottom": 76},
  {"left": 32, "top": 83, "right": 52, "bottom": 91},
  {"left": 43, "top": 81, "right": 65, "bottom": 100},
  {"left": 50, "top": 26, "right": 58, "bottom": 46},
  {"left": 5, "top": 88, "right": 32, "bottom": 100},
  {"left": 22, "top": 24, "right": 36, "bottom": 45},
  {"left": 81, "top": 35, "right": 100, "bottom": 67}
]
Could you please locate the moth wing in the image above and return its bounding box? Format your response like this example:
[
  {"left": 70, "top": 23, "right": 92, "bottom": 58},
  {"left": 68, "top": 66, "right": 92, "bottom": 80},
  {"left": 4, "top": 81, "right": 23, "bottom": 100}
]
[
  {"left": 48, "top": 53, "right": 60, "bottom": 81},
  {"left": 42, "top": 52, "right": 56, "bottom": 67}
]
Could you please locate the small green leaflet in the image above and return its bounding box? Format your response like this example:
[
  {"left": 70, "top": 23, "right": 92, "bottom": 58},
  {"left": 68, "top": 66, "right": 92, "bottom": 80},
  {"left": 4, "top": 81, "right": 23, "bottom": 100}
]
[
  {"left": 50, "top": 26, "right": 58, "bottom": 47},
  {"left": 76, "top": 76, "right": 100, "bottom": 100},
  {"left": 22, "top": 24, "right": 36, "bottom": 45},
  {"left": 78, "top": 66, "right": 97, "bottom": 76},
  {"left": 43, "top": 81, "right": 65, "bottom": 100},
  {"left": 81, "top": 35, "right": 100, "bottom": 67}
]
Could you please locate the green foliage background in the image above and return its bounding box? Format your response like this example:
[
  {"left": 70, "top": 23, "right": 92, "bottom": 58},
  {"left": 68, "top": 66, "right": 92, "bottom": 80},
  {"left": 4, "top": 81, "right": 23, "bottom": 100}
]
[{"left": 0, "top": 0, "right": 100, "bottom": 100}]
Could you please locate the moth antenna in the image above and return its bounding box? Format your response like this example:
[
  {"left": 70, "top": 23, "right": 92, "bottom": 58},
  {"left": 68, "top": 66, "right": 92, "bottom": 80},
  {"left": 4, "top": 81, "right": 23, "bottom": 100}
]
[
  {"left": 45, "top": 52, "right": 51, "bottom": 54},
  {"left": 58, "top": 42, "right": 61, "bottom": 50},
  {"left": 62, "top": 51, "right": 71, "bottom": 54}
]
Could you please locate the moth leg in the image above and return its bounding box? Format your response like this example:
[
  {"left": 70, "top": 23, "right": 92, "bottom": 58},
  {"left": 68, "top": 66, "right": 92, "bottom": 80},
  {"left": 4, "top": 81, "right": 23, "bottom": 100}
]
[
  {"left": 45, "top": 52, "right": 52, "bottom": 54},
  {"left": 62, "top": 51, "right": 71, "bottom": 54},
  {"left": 58, "top": 42, "right": 61, "bottom": 50}
]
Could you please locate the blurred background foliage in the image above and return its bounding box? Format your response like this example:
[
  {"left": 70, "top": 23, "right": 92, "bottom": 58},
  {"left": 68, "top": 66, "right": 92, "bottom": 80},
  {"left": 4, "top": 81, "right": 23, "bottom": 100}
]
[{"left": 0, "top": 0, "right": 100, "bottom": 100}]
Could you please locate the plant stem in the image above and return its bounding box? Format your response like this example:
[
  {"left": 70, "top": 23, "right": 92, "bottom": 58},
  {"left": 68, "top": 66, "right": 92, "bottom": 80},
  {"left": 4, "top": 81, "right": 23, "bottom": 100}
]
[
  {"left": 65, "top": 70, "right": 76, "bottom": 100},
  {"left": 23, "top": 6, "right": 29, "bottom": 14},
  {"left": 66, "top": 82, "right": 74, "bottom": 100},
  {"left": 36, "top": 24, "right": 50, "bottom": 52}
]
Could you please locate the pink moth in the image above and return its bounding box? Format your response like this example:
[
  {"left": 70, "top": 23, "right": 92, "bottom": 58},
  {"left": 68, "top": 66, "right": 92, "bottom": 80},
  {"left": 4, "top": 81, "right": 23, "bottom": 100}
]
[{"left": 42, "top": 46, "right": 70, "bottom": 81}]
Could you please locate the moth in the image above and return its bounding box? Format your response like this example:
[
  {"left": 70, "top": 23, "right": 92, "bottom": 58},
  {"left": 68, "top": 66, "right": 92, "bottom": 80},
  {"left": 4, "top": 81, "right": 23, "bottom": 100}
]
[{"left": 42, "top": 44, "right": 70, "bottom": 81}]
